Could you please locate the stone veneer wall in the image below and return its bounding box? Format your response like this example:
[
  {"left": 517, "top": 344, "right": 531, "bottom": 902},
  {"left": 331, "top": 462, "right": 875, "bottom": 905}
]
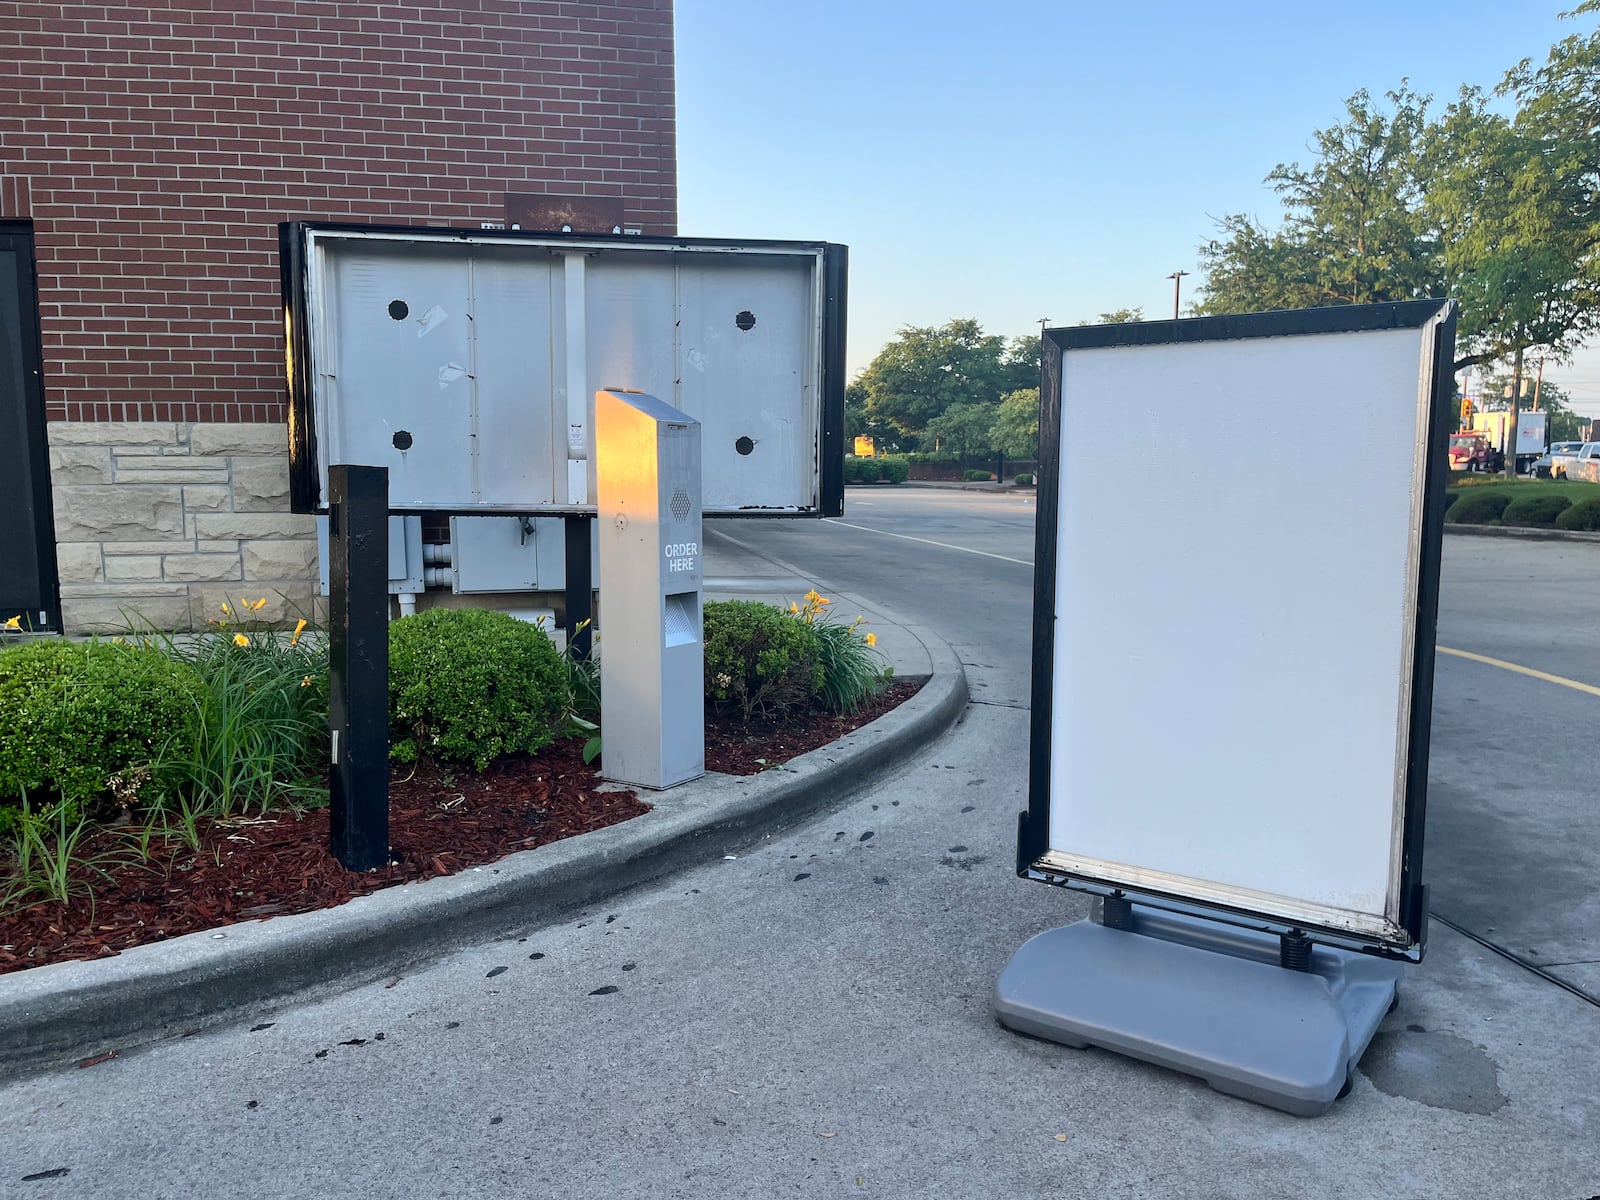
[{"left": 47, "top": 422, "right": 318, "bottom": 633}]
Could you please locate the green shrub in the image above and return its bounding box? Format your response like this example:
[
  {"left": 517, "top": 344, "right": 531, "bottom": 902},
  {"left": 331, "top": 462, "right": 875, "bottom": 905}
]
[
  {"left": 1014, "top": 473, "right": 1034, "bottom": 485},
  {"left": 703, "top": 600, "right": 823, "bottom": 721},
  {"left": 1444, "top": 490, "right": 1513, "bottom": 524},
  {"left": 1501, "top": 494, "right": 1573, "bottom": 527},
  {"left": 964, "top": 469, "right": 994, "bottom": 481},
  {"left": 0, "top": 640, "right": 203, "bottom": 821},
  {"left": 389, "top": 608, "right": 567, "bottom": 769},
  {"left": 1555, "top": 497, "right": 1600, "bottom": 531},
  {"left": 877, "top": 456, "right": 909, "bottom": 484},
  {"left": 846, "top": 457, "right": 881, "bottom": 484}
]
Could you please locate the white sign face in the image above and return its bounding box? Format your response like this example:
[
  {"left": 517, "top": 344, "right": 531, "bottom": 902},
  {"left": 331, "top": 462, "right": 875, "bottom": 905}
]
[
  {"left": 281, "top": 224, "right": 846, "bottom": 516},
  {"left": 1025, "top": 304, "right": 1454, "bottom": 951}
]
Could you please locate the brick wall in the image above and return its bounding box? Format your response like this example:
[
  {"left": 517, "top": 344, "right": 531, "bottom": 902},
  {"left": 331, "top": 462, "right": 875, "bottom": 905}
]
[
  {"left": 1, "top": 1, "right": 675, "bottom": 632},
  {"left": 1, "top": 0, "right": 677, "bottom": 425}
]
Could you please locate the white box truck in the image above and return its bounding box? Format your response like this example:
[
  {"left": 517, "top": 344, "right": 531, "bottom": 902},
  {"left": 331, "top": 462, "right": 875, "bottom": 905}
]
[{"left": 1471, "top": 409, "right": 1547, "bottom": 473}]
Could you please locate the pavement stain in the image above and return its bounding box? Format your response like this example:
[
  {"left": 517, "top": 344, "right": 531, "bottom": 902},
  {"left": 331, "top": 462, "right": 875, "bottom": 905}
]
[
  {"left": 940, "top": 854, "right": 988, "bottom": 871},
  {"left": 1361, "top": 1029, "right": 1508, "bottom": 1114},
  {"left": 590, "top": 985, "right": 621, "bottom": 996}
]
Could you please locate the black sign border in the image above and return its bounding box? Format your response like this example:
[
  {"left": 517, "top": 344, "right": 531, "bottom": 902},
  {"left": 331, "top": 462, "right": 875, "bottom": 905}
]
[{"left": 1017, "top": 300, "right": 1457, "bottom": 960}]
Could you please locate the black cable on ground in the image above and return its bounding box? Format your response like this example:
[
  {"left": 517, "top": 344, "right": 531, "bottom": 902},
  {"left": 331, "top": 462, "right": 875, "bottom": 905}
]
[{"left": 1433, "top": 912, "right": 1600, "bottom": 1011}]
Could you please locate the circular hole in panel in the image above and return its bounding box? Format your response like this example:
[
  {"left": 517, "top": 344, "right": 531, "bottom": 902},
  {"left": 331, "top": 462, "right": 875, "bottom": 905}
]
[
  {"left": 734, "top": 436, "right": 755, "bottom": 456},
  {"left": 388, "top": 300, "right": 409, "bottom": 321},
  {"left": 735, "top": 310, "right": 756, "bottom": 332},
  {"left": 392, "top": 430, "right": 414, "bottom": 451}
]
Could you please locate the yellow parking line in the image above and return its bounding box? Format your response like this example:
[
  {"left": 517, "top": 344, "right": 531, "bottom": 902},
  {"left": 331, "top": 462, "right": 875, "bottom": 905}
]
[{"left": 1437, "top": 646, "right": 1600, "bottom": 698}]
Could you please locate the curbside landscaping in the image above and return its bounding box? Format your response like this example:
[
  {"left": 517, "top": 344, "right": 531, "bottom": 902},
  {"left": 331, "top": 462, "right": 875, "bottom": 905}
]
[
  {"left": 1443, "top": 523, "right": 1600, "bottom": 543},
  {"left": 0, "top": 625, "right": 967, "bottom": 1082}
]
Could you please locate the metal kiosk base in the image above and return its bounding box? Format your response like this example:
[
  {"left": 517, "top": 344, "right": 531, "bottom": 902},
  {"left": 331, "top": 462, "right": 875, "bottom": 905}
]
[{"left": 995, "top": 902, "right": 1404, "bottom": 1117}]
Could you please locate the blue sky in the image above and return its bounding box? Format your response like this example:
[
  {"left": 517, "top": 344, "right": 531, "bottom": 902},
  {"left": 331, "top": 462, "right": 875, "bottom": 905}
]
[{"left": 675, "top": 1, "right": 1600, "bottom": 417}]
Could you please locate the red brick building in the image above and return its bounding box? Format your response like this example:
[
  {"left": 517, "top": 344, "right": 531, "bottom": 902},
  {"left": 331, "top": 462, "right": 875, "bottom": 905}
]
[{"left": 0, "top": 0, "right": 676, "bottom": 632}]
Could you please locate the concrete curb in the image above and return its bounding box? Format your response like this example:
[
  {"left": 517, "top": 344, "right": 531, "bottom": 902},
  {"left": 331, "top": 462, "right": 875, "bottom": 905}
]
[
  {"left": 1444, "top": 524, "right": 1600, "bottom": 544},
  {"left": 0, "top": 626, "right": 968, "bottom": 1081}
]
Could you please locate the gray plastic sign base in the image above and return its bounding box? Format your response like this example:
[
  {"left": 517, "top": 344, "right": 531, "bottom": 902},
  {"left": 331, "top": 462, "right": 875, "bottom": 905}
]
[{"left": 995, "top": 908, "right": 1404, "bottom": 1117}]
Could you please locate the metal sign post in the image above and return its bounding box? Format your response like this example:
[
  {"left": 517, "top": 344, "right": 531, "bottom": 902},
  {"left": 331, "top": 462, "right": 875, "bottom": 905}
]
[
  {"left": 595, "top": 389, "right": 704, "bottom": 790},
  {"left": 998, "top": 300, "right": 1457, "bottom": 1116},
  {"left": 327, "top": 463, "right": 390, "bottom": 871}
]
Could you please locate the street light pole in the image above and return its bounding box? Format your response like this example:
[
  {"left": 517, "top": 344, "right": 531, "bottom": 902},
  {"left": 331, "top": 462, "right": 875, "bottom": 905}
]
[{"left": 1167, "top": 270, "right": 1189, "bottom": 320}]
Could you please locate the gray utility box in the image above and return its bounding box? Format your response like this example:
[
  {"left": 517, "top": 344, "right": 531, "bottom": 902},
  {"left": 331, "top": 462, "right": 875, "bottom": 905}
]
[
  {"left": 449, "top": 516, "right": 574, "bottom": 594},
  {"left": 596, "top": 389, "right": 704, "bottom": 790},
  {"left": 317, "top": 515, "right": 423, "bottom": 595}
]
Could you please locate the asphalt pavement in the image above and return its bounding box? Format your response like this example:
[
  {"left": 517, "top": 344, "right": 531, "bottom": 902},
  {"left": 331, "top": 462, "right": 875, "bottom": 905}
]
[{"left": 2, "top": 488, "right": 1597, "bottom": 1199}]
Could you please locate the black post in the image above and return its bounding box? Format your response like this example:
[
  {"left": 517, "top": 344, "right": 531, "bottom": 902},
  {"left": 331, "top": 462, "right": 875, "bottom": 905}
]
[
  {"left": 564, "top": 514, "right": 593, "bottom": 662},
  {"left": 328, "top": 464, "right": 390, "bottom": 871}
]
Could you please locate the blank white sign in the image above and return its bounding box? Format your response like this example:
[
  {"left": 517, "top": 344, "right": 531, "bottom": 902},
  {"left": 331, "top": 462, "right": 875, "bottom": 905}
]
[{"left": 1045, "top": 325, "right": 1435, "bottom": 941}]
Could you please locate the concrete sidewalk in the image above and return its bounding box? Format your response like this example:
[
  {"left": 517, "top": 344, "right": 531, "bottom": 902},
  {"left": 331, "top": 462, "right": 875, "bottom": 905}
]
[{"left": 0, "top": 534, "right": 965, "bottom": 1080}]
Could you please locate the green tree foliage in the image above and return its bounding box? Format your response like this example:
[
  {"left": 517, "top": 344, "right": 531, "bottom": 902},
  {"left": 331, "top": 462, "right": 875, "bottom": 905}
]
[
  {"left": 923, "top": 401, "right": 998, "bottom": 465},
  {"left": 857, "top": 319, "right": 1023, "bottom": 441},
  {"left": 1082, "top": 308, "right": 1146, "bottom": 325},
  {"left": 994, "top": 388, "right": 1040, "bottom": 460},
  {"left": 1425, "top": 86, "right": 1599, "bottom": 376},
  {"left": 1002, "top": 333, "right": 1042, "bottom": 394},
  {"left": 1195, "top": 10, "right": 1600, "bottom": 398},
  {"left": 1198, "top": 86, "right": 1440, "bottom": 317}
]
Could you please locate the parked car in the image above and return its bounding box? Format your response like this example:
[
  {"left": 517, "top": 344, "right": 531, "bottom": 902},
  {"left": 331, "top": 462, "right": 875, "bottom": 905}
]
[
  {"left": 1570, "top": 442, "right": 1600, "bottom": 484},
  {"left": 1534, "top": 441, "right": 1585, "bottom": 478}
]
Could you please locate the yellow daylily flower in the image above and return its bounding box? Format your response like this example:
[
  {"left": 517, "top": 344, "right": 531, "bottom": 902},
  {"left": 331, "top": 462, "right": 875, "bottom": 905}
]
[
  {"left": 2, "top": 615, "right": 20, "bottom": 630},
  {"left": 788, "top": 602, "right": 799, "bottom": 614},
  {"left": 220, "top": 602, "right": 231, "bottom": 615},
  {"left": 251, "top": 597, "right": 268, "bottom": 611},
  {"left": 290, "top": 618, "right": 308, "bottom": 646},
  {"left": 233, "top": 633, "right": 250, "bottom": 647},
  {"left": 301, "top": 675, "right": 312, "bottom": 688},
  {"left": 865, "top": 632, "right": 877, "bottom": 647}
]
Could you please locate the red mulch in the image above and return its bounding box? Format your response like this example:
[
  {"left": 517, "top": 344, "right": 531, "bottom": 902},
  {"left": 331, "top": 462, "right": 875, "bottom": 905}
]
[{"left": 0, "top": 679, "right": 922, "bottom": 975}]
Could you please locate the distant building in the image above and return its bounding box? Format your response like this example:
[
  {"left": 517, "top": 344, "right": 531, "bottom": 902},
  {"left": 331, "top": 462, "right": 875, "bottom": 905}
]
[{"left": 1, "top": 0, "right": 676, "bottom": 633}]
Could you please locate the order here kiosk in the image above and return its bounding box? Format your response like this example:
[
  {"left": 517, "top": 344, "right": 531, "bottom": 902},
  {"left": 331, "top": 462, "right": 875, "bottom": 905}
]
[
  {"left": 997, "top": 299, "right": 1457, "bottom": 1116},
  {"left": 595, "top": 389, "right": 705, "bottom": 790}
]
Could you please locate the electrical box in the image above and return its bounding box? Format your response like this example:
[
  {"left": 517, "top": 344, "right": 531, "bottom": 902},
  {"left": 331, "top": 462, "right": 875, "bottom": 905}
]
[
  {"left": 448, "top": 516, "right": 571, "bottom": 594},
  {"left": 317, "top": 515, "right": 423, "bottom": 595},
  {"left": 595, "top": 389, "right": 704, "bottom": 790}
]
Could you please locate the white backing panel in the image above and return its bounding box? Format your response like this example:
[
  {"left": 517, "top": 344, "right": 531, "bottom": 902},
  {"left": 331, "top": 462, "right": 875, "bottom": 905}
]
[
  {"left": 298, "top": 229, "right": 833, "bottom": 514},
  {"left": 1048, "top": 327, "right": 1430, "bottom": 934},
  {"left": 677, "top": 259, "right": 815, "bottom": 510},
  {"left": 322, "top": 249, "right": 476, "bottom": 506},
  {"left": 470, "top": 250, "right": 559, "bottom": 505}
]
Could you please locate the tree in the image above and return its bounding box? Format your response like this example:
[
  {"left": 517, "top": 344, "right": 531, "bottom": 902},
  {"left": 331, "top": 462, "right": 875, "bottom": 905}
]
[
  {"left": 845, "top": 381, "right": 904, "bottom": 452},
  {"left": 1081, "top": 308, "right": 1145, "bottom": 325},
  {"left": 1002, "top": 333, "right": 1041, "bottom": 395},
  {"left": 856, "top": 319, "right": 1012, "bottom": 440},
  {"left": 1196, "top": 86, "right": 1441, "bottom": 315},
  {"left": 994, "top": 388, "right": 1040, "bottom": 460},
  {"left": 1425, "top": 81, "right": 1600, "bottom": 471},
  {"left": 923, "top": 402, "right": 998, "bottom": 466}
]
